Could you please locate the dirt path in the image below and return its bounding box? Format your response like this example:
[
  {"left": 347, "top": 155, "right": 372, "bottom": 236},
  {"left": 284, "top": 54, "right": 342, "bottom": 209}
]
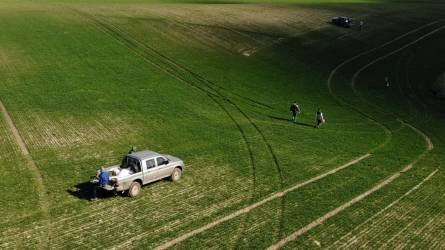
[
  {"left": 145, "top": 154, "right": 370, "bottom": 250},
  {"left": 0, "top": 99, "right": 50, "bottom": 249},
  {"left": 267, "top": 167, "right": 438, "bottom": 250},
  {"left": 398, "top": 120, "right": 434, "bottom": 151},
  {"left": 331, "top": 168, "right": 439, "bottom": 249}
]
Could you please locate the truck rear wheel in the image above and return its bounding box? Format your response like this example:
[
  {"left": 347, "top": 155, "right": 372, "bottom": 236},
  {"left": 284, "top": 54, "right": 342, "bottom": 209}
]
[
  {"left": 128, "top": 181, "right": 141, "bottom": 197},
  {"left": 170, "top": 168, "right": 182, "bottom": 182}
]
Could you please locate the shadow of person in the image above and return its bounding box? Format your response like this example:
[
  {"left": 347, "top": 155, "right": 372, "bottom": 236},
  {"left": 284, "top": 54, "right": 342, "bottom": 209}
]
[
  {"left": 295, "top": 122, "right": 314, "bottom": 128},
  {"left": 268, "top": 115, "right": 290, "bottom": 122},
  {"left": 267, "top": 115, "right": 314, "bottom": 127},
  {"left": 67, "top": 180, "right": 116, "bottom": 201}
]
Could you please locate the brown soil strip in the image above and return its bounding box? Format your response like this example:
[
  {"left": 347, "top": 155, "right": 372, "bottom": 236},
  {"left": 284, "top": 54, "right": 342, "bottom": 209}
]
[
  {"left": 0, "top": 99, "right": 50, "bottom": 249},
  {"left": 267, "top": 162, "right": 419, "bottom": 250},
  {"left": 333, "top": 169, "right": 438, "bottom": 249},
  {"left": 0, "top": 101, "right": 29, "bottom": 155},
  {"left": 398, "top": 120, "right": 434, "bottom": 151},
  {"left": 143, "top": 154, "right": 370, "bottom": 250}
]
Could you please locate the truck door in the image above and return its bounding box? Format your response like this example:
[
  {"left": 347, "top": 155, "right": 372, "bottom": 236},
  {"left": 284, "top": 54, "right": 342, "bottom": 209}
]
[
  {"left": 143, "top": 158, "right": 157, "bottom": 183},
  {"left": 155, "top": 156, "right": 172, "bottom": 179}
]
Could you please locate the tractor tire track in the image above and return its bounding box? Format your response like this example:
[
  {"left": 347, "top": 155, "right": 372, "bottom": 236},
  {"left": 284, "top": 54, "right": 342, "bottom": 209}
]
[
  {"left": 266, "top": 158, "right": 430, "bottom": 250},
  {"left": 330, "top": 169, "right": 439, "bottom": 249},
  {"left": 327, "top": 19, "right": 445, "bottom": 105},
  {"left": 338, "top": 189, "right": 441, "bottom": 249},
  {"left": 82, "top": 12, "right": 277, "bottom": 247},
  {"left": 381, "top": 199, "right": 445, "bottom": 248},
  {"left": 327, "top": 20, "right": 445, "bottom": 152},
  {"left": 67, "top": 9, "right": 285, "bottom": 248},
  {"left": 149, "top": 154, "right": 370, "bottom": 250},
  {"left": 350, "top": 24, "right": 445, "bottom": 105},
  {"left": 227, "top": 97, "right": 285, "bottom": 248},
  {"left": 96, "top": 11, "right": 273, "bottom": 110},
  {"left": 347, "top": 24, "right": 445, "bottom": 136},
  {"left": 81, "top": 11, "right": 288, "bottom": 249},
  {"left": 0, "top": 99, "right": 51, "bottom": 249},
  {"left": 267, "top": 21, "right": 441, "bottom": 250},
  {"left": 393, "top": 52, "right": 431, "bottom": 124},
  {"left": 402, "top": 51, "right": 434, "bottom": 125},
  {"left": 342, "top": 188, "right": 445, "bottom": 249}
]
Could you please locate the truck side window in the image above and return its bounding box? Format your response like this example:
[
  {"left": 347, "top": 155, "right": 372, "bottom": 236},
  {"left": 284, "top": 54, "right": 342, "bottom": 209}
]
[
  {"left": 156, "top": 157, "right": 166, "bottom": 166},
  {"left": 146, "top": 159, "right": 155, "bottom": 169}
]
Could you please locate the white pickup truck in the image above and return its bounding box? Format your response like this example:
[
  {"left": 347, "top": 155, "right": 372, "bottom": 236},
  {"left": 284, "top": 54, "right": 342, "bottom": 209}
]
[{"left": 94, "top": 150, "right": 185, "bottom": 197}]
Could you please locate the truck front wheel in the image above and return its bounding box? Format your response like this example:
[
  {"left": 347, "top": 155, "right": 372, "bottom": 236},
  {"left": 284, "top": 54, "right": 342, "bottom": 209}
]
[
  {"left": 128, "top": 181, "right": 141, "bottom": 197},
  {"left": 170, "top": 168, "right": 182, "bottom": 182}
]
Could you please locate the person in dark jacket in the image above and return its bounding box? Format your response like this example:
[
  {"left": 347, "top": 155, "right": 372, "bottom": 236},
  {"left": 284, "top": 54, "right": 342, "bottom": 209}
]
[{"left": 289, "top": 101, "right": 301, "bottom": 123}]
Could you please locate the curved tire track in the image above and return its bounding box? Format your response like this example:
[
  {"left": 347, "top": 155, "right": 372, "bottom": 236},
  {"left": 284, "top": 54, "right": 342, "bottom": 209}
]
[
  {"left": 85, "top": 12, "right": 284, "bottom": 248},
  {"left": 267, "top": 21, "right": 441, "bottom": 250},
  {"left": 330, "top": 168, "right": 439, "bottom": 248},
  {"left": 150, "top": 154, "right": 370, "bottom": 250},
  {"left": 67, "top": 9, "right": 283, "bottom": 249}
]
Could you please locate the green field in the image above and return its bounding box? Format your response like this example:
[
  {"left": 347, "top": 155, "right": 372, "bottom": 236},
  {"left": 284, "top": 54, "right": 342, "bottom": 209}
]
[{"left": 0, "top": 0, "right": 444, "bottom": 249}]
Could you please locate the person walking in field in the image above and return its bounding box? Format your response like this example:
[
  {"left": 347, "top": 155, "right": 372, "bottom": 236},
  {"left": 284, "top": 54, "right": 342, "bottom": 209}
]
[
  {"left": 314, "top": 109, "right": 325, "bottom": 128},
  {"left": 289, "top": 101, "right": 300, "bottom": 123}
]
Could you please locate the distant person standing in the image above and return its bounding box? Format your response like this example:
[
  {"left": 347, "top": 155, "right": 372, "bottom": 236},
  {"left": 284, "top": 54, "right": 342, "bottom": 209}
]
[
  {"left": 359, "top": 20, "right": 364, "bottom": 31},
  {"left": 128, "top": 146, "right": 137, "bottom": 154},
  {"left": 289, "top": 101, "right": 301, "bottom": 123},
  {"left": 314, "top": 109, "right": 325, "bottom": 128},
  {"left": 385, "top": 76, "right": 390, "bottom": 87}
]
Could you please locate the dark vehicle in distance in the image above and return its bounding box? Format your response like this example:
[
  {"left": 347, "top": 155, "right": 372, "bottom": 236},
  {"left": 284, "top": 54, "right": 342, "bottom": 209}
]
[{"left": 331, "top": 16, "right": 352, "bottom": 28}]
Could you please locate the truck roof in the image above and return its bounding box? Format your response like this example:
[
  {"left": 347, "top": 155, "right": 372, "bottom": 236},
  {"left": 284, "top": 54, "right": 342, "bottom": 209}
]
[{"left": 129, "top": 150, "right": 162, "bottom": 160}]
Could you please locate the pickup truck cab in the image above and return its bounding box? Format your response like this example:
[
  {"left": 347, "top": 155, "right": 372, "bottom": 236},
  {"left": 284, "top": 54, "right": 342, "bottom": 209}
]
[{"left": 96, "top": 150, "right": 185, "bottom": 197}]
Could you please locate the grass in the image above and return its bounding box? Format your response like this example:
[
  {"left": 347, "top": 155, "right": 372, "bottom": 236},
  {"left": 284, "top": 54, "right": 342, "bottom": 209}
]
[{"left": 0, "top": 0, "right": 444, "bottom": 249}]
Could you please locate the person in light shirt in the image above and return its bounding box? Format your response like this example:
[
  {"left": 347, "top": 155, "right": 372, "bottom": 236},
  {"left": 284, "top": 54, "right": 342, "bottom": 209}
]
[
  {"left": 315, "top": 109, "right": 325, "bottom": 128},
  {"left": 289, "top": 101, "right": 301, "bottom": 124}
]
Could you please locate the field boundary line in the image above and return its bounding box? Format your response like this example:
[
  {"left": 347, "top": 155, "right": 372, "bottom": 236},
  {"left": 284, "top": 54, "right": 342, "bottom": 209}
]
[
  {"left": 333, "top": 168, "right": 439, "bottom": 248},
  {"left": 0, "top": 99, "right": 50, "bottom": 249},
  {"left": 128, "top": 154, "right": 372, "bottom": 250}
]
